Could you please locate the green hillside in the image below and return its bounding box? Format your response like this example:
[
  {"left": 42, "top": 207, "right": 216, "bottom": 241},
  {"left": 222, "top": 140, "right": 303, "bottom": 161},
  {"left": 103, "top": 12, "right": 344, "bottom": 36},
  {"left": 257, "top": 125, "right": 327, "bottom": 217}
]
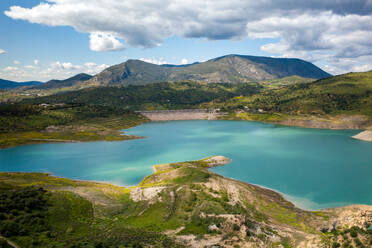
[
  {"left": 0, "top": 104, "right": 147, "bottom": 149},
  {"left": 213, "top": 71, "right": 372, "bottom": 116},
  {"left": 0, "top": 157, "right": 370, "bottom": 248},
  {"left": 21, "top": 81, "right": 261, "bottom": 110}
]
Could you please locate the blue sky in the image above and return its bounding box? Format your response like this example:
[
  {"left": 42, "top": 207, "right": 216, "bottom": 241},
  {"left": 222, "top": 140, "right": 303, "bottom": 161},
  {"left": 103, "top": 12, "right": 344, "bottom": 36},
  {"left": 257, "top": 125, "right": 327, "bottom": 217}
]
[{"left": 1, "top": 0, "right": 372, "bottom": 81}]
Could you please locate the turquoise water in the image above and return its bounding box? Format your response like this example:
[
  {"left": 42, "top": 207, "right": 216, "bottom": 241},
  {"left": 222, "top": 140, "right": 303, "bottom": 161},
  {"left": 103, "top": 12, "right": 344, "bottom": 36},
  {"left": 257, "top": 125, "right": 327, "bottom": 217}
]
[{"left": 1, "top": 120, "right": 371, "bottom": 210}]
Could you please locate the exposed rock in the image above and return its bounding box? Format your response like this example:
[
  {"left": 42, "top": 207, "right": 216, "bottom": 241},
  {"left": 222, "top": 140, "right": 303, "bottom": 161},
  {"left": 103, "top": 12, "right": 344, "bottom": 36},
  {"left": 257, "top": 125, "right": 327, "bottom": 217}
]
[{"left": 130, "top": 186, "right": 165, "bottom": 202}]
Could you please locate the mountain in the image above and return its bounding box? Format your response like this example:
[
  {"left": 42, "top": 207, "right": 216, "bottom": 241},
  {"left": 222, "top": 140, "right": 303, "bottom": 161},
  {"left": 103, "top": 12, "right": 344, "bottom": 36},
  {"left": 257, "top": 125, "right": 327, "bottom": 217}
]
[
  {"left": 0, "top": 78, "right": 42, "bottom": 90},
  {"left": 91, "top": 54, "right": 331, "bottom": 86},
  {"left": 30, "top": 73, "right": 92, "bottom": 90}
]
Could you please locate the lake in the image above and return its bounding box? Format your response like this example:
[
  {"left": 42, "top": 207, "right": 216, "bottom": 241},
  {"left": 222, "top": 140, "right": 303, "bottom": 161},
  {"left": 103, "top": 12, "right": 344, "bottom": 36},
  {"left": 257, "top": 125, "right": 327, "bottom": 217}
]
[{"left": 1, "top": 120, "right": 371, "bottom": 210}]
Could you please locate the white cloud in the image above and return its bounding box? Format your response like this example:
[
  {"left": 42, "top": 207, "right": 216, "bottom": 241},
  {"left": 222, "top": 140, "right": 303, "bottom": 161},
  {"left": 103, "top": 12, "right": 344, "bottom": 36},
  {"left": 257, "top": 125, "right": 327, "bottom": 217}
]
[
  {"left": 13, "top": 60, "right": 20, "bottom": 65},
  {"left": 4, "top": 0, "right": 372, "bottom": 73},
  {"left": 50, "top": 61, "right": 82, "bottom": 70},
  {"left": 351, "top": 64, "right": 372, "bottom": 72},
  {"left": 3, "top": 66, "right": 19, "bottom": 72},
  {"left": 140, "top": 57, "right": 168, "bottom": 65},
  {"left": 24, "top": 65, "right": 36, "bottom": 69},
  {"left": 181, "top": 58, "right": 188, "bottom": 65},
  {"left": 89, "top": 33, "right": 125, "bottom": 52},
  {"left": 0, "top": 49, "right": 5, "bottom": 54},
  {"left": 1, "top": 61, "right": 108, "bottom": 82},
  {"left": 34, "top": 59, "right": 39, "bottom": 65}
]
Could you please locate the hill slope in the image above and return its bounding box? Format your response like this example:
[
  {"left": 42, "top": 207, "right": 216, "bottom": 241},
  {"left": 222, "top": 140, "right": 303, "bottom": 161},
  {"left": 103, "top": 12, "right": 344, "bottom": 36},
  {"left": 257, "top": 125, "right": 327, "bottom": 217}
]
[
  {"left": 223, "top": 71, "right": 372, "bottom": 115},
  {"left": 91, "top": 54, "right": 331, "bottom": 86},
  {"left": 22, "top": 81, "right": 262, "bottom": 110},
  {"left": 213, "top": 70, "right": 372, "bottom": 129},
  {"left": 29, "top": 73, "right": 92, "bottom": 90},
  {"left": 0, "top": 157, "right": 370, "bottom": 247},
  {"left": 0, "top": 79, "right": 42, "bottom": 90}
]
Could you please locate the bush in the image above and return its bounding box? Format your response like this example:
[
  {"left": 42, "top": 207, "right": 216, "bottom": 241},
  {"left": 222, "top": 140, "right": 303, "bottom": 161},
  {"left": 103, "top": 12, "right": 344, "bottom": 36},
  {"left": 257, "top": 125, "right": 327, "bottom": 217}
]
[
  {"left": 332, "top": 242, "right": 341, "bottom": 248},
  {"left": 0, "top": 238, "right": 12, "bottom": 248},
  {"left": 232, "top": 224, "right": 240, "bottom": 231}
]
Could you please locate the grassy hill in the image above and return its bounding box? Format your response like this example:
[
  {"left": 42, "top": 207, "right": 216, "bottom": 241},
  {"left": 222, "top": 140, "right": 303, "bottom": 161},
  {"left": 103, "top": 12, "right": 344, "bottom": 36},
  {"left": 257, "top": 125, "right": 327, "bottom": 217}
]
[
  {"left": 91, "top": 54, "right": 331, "bottom": 86},
  {"left": 259, "top": 75, "right": 315, "bottom": 89},
  {"left": 0, "top": 157, "right": 370, "bottom": 247},
  {"left": 207, "top": 71, "right": 372, "bottom": 127}
]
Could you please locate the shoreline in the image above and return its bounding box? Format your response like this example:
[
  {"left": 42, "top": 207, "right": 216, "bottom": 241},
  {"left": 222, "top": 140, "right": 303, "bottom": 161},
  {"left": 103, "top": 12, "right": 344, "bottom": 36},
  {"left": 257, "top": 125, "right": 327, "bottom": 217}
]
[
  {"left": 2, "top": 156, "right": 370, "bottom": 212},
  {"left": 1, "top": 115, "right": 371, "bottom": 150}
]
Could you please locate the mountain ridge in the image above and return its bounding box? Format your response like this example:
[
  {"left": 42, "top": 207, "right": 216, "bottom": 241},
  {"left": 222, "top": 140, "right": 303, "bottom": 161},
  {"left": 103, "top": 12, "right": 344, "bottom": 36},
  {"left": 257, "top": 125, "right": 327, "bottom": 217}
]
[
  {"left": 29, "top": 73, "right": 92, "bottom": 90},
  {"left": 91, "top": 54, "right": 331, "bottom": 86},
  {"left": 0, "top": 79, "right": 42, "bottom": 90}
]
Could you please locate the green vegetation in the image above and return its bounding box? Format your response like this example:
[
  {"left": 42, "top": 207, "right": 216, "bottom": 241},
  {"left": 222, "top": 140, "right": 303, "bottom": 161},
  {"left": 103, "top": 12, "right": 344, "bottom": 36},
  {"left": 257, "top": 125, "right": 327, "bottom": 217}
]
[
  {"left": 320, "top": 225, "right": 372, "bottom": 248},
  {"left": 21, "top": 81, "right": 261, "bottom": 110},
  {"left": 0, "top": 156, "right": 371, "bottom": 247},
  {"left": 259, "top": 75, "right": 314, "bottom": 89},
  {"left": 0, "top": 175, "right": 181, "bottom": 247},
  {"left": 212, "top": 71, "right": 372, "bottom": 116},
  {"left": 0, "top": 104, "right": 147, "bottom": 148},
  {"left": 2, "top": 71, "right": 371, "bottom": 150}
]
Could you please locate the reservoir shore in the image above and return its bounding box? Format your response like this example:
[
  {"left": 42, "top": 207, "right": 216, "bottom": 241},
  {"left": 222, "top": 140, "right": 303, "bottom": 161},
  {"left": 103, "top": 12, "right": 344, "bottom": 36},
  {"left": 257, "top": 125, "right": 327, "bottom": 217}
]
[
  {"left": 139, "top": 110, "right": 372, "bottom": 142},
  {"left": 1, "top": 110, "right": 371, "bottom": 150}
]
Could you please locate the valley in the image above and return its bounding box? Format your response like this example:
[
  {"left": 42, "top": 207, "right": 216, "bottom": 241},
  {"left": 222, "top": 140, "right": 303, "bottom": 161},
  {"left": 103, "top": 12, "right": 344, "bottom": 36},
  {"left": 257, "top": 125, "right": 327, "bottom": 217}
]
[{"left": 1, "top": 54, "right": 372, "bottom": 248}]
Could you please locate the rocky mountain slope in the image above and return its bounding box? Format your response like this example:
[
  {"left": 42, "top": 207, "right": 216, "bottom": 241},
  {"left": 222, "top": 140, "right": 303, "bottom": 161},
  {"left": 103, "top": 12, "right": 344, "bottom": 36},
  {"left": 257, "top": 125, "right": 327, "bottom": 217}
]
[
  {"left": 1, "top": 156, "right": 370, "bottom": 247},
  {"left": 91, "top": 54, "right": 331, "bottom": 86}
]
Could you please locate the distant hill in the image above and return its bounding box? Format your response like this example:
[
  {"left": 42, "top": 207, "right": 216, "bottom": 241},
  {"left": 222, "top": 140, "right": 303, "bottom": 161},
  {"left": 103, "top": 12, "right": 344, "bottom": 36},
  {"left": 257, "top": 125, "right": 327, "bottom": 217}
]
[
  {"left": 23, "top": 81, "right": 262, "bottom": 110},
  {"left": 30, "top": 73, "right": 92, "bottom": 90},
  {"left": 91, "top": 54, "right": 331, "bottom": 86},
  {"left": 218, "top": 70, "right": 372, "bottom": 116},
  {"left": 0, "top": 79, "right": 42, "bottom": 90}
]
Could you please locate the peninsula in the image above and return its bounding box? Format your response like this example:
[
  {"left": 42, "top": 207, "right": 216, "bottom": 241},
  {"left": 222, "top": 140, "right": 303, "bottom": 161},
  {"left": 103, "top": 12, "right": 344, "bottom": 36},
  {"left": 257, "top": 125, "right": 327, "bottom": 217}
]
[{"left": 0, "top": 156, "right": 371, "bottom": 247}]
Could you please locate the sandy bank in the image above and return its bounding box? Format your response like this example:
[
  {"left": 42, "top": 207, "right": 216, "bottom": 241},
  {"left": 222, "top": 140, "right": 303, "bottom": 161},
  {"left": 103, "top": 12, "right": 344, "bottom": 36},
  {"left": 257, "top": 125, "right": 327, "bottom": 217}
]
[
  {"left": 352, "top": 130, "right": 372, "bottom": 142},
  {"left": 278, "top": 115, "right": 372, "bottom": 130}
]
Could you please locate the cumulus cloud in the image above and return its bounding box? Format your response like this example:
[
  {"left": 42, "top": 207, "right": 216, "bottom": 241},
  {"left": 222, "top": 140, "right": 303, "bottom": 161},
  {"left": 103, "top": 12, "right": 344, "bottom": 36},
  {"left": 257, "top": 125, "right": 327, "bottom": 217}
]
[
  {"left": 34, "top": 59, "right": 39, "bottom": 65},
  {"left": 51, "top": 61, "right": 82, "bottom": 70},
  {"left": 89, "top": 33, "right": 125, "bottom": 52},
  {"left": 0, "top": 49, "right": 5, "bottom": 54},
  {"left": 1, "top": 61, "right": 108, "bottom": 82},
  {"left": 4, "top": 0, "right": 372, "bottom": 73},
  {"left": 181, "top": 58, "right": 188, "bottom": 65},
  {"left": 13, "top": 60, "right": 20, "bottom": 65},
  {"left": 140, "top": 57, "right": 168, "bottom": 65}
]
